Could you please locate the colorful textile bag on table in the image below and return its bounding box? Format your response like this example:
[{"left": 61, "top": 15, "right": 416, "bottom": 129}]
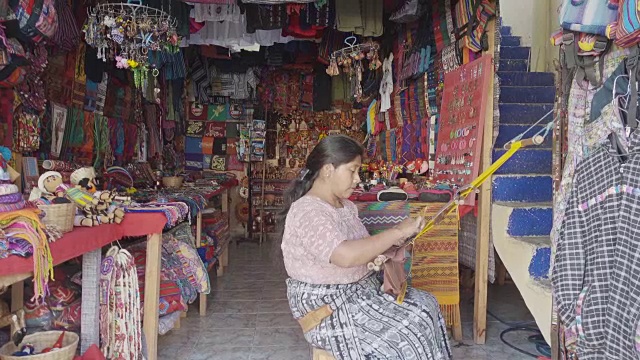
[
  {"left": 9, "top": 0, "right": 58, "bottom": 43},
  {"left": 559, "top": 0, "right": 618, "bottom": 37}
]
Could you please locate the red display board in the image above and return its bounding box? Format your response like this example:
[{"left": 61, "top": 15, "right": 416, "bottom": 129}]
[{"left": 434, "top": 55, "right": 493, "bottom": 205}]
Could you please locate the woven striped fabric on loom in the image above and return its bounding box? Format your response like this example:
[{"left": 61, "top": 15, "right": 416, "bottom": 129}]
[
  {"left": 355, "top": 201, "right": 460, "bottom": 327},
  {"left": 357, "top": 202, "right": 408, "bottom": 235},
  {"left": 409, "top": 202, "right": 460, "bottom": 326}
]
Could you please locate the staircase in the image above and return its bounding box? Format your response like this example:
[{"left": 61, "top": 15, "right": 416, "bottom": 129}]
[{"left": 491, "top": 25, "right": 554, "bottom": 343}]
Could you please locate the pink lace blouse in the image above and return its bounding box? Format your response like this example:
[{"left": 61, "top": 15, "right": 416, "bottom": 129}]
[{"left": 281, "top": 195, "right": 371, "bottom": 285}]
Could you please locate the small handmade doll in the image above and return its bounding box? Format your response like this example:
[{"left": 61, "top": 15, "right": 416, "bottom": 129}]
[{"left": 70, "top": 167, "right": 125, "bottom": 224}]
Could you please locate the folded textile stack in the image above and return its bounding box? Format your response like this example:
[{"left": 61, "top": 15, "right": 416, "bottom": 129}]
[
  {"left": 24, "top": 268, "right": 82, "bottom": 332},
  {"left": 0, "top": 184, "right": 25, "bottom": 213},
  {"left": 125, "top": 201, "right": 189, "bottom": 228}
]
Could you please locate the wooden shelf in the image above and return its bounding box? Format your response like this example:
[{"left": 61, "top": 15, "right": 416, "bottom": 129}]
[
  {"left": 251, "top": 179, "right": 290, "bottom": 183},
  {"left": 250, "top": 189, "right": 283, "bottom": 195}
]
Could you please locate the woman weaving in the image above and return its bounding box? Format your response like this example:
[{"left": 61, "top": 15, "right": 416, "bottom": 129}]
[{"left": 281, "top": 135, "right": 452, "bottom": 360}]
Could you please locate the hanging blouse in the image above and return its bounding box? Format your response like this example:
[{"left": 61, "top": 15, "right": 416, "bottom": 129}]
[
  {"left": 379, "top": 53, "right": 394, "bottom": 113},
  {"left": 188, "top": 11, "right": 295, "bottom": 52},
  {"left": 192, "top": 3, "right": 241, "bottom": 22}
]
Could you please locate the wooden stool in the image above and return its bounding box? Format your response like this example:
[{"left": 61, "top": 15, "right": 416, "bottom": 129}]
[{"left": 312, "top": 348, "right": 335, "bottom": 360}]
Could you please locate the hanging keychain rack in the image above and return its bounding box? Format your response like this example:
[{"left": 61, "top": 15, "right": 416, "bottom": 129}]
[
  {"left": 91, "top": 2, "right": 177, "bottom": 28},
  {"left": 330, "top": 36, "right": 380, "bottom": 61}
]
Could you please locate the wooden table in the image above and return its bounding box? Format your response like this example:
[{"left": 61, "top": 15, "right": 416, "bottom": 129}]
[
  {"left": 195, "top": 187, "right": 231, "bottom": 316},
  {"left": 0, "top": 212, "right": 167, "bottom": 360}
]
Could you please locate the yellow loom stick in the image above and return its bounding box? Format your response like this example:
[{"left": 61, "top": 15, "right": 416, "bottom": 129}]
[{"left": 396, "top": 136, "right": 541, "bottom": 304}]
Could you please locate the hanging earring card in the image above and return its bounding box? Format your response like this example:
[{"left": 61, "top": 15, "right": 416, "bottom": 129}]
[{"left": 433, "top": 55, "right": 493, "bottom": 206}]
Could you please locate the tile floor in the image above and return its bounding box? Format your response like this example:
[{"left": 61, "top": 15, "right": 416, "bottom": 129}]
[{"left": 158, "top": 240, "right": 545, "bottom": 360}]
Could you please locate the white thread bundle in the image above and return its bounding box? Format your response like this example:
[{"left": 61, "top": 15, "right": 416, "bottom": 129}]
[
  {"left": 367, "top": 255, "right": 388, "bottom": 272},
  {"left": 100, "top": 246, "right": 143, "bottom": 360}
]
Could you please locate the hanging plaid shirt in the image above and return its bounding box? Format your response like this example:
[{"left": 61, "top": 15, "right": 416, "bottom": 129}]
[
  {"left": 606, "top": 131, "right": 640, "bottom": 358},
  {"left": 553, "top": 140, "right": 621, "bottom": 360},
  {"left": 554, "top": 127, "right": 640, "bottom": 359}
]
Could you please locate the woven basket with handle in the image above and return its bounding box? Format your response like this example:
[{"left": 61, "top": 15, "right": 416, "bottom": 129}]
[
  {"left": 0, "top": 331, "right": 78, "bottom": 360},
  {"left": 37, "top": 202, "right": 76, "bottom": 233}
]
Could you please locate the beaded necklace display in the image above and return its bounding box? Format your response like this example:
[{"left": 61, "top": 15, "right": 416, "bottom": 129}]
[{"left": 99, "top": 246, "right": 142, "bottom": 360}]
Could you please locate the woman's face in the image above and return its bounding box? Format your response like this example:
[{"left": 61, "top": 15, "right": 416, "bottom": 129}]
[{"left": 329, "top": 156, "right": 362, "bottom": 199}]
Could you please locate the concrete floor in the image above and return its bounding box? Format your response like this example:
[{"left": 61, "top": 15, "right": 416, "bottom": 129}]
[{"left": 157, "top": 240, "right": 543, "bottom": 360}]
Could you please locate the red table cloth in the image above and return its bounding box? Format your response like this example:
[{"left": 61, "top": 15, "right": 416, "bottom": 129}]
[{"left": 0, "top": 212, "right": 167, "bottom": 276}]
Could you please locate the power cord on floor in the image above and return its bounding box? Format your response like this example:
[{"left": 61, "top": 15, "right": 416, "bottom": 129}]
[
  {"left": 488, "top": 310, "right": 551, "bottom": 359},
  {"left": 469, "top": 298, "right": 551, "bottom": 358}
]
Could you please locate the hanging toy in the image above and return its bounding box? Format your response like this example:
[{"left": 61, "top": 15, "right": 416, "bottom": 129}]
[
  {"left": 115, "top": 56, "right": 129, "bottom": 69},
  {"left": 152, "top": 68, "right": 161, "bottom": 104},
  {"left": 42, "top": 331, "right": 66, "bottom": 353}
]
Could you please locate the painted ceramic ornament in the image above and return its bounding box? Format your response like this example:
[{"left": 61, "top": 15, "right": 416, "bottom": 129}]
[
  {"left": 414, "top": 159, "right": 424, "bottom": 173},
  {"left": 418, "top": 161, "right": 429, "bottom": 175},
  {"left": 405, "top": 161, "right": 416, "bottom": 173}
]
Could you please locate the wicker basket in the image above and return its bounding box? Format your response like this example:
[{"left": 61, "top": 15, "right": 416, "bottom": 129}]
[
  {"left": 162, "top": 176, "right": 183, "bottom": 188},
  {"left": 0, "top": 331, "right": 78, "bottom": 360},
  {"left": 37, "top": 202, "right": 76, "bottom": 233}
]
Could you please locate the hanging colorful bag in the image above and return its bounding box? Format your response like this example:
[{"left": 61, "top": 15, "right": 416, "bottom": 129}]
[
  {"left": 559, "top": 0, "right": 618, "bottom": 37},
  {"left": 9, "top": 0, "right": 58, "bottom": 43},
  {"left": 0, "top": 34, "right": 27, "bottom": 88},
  {"left": 612, "top": 0, "right": 640, "bottom": 47}
]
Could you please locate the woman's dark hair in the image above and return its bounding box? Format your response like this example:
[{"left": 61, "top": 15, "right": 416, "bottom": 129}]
[{"left": 281, "top": 134, "right": 364, "bottom": 219}]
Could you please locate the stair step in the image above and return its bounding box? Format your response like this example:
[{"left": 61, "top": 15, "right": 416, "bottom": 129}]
[
  {"left": 499, "top": 72, "right": 555, "bottom": 87},
  {"left": 499, "top": 104, "right": 554, "bottom": 125},
  {"left": 494, "top": 201, "right": 552, "bottom": 208},
  {"left": 492, "top": 175, "right": 553, "bottom": 203},
  {"left": 500, "top": 25, "right": 512, "bottom": 36},
  {"left": 501, "top": 35, "right": 522, "bottom": 47},
  {"left": 501, "top": 47, "right": 531, "bottom": 60},
  {"left": 500, "top": 86, "right": 555, "bottom": 104},
  {"left": 528, "top": 246, "right": 551, "bottom": 280},
  {"left": 511, "top": 236, "right": 552, "bottom": 247},
  {"left": 535, "top": 278, "right": 552, "bottom": 291},
  {"left": 495, "top": 125, "right": 552, "bottom": 148},
  {"left": 493, "top": 149, "right": 552, "bottom": 175},
  {"left": 508, "top": 208, "right": 552, "bottom": 237},
  {"left": 499, "top": 59, "right": 529, "bottom": 72}
]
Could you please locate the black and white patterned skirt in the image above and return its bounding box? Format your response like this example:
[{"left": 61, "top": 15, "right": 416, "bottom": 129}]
[{"left": 286, "top": 275, "right": 452, "bottom": 360}]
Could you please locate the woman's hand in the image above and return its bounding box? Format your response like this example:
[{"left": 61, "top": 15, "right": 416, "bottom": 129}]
[{"left": 392, "top": 216, "right": 426, "bottom": 245}]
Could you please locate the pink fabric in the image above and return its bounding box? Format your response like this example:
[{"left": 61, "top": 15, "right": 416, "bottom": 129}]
[{"left": 282, "top": 195, "right": 370, "bottom": 285}]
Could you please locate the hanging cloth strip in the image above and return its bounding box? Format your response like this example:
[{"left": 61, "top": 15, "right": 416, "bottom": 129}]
[
  {"left": 93, "top": 115, "right": 109, "bottom": 169},
  {"left": 99, "top": 246, "right": 143, "bottom": 360},
  {"left": 81, "top": 111, "right": 95, "bottom": 159},
  {"left": 390, "top": 129, "right": 397, "bottom": 162},
  {"left": 428, "top": 115, "right": 438, "bottom": 177},
  {"left": 65, "top": 107, "right": 85, "bottom": 154}
]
